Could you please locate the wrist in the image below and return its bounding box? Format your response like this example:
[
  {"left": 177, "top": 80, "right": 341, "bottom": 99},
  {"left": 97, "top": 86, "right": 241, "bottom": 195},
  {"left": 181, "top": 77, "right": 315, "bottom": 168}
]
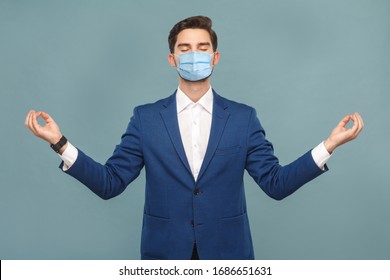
[
  {"left": 50, "top": 135, "right": 68, "bottom": 153},
  {"left": 324, "top": 139, "right": 336, "bottom": 154},
  {"left": 58, "top": 142, "right": 68, "bottom": 155},
  {"left": 49, "top": 134, "right": 63, "bottom": 145}
]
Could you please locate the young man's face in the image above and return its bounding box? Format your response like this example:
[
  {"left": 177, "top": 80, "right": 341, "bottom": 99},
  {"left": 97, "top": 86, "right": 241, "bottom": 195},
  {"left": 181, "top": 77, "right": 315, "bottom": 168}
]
[{"left": 168, "top": 28, "right": 220, "bottom": 69}]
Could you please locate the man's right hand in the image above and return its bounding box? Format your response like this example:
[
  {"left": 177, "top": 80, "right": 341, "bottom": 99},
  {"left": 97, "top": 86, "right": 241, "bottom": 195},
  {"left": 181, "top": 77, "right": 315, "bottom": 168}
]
[{"left": 25, "top": 110, "right": 67, "bottom": 153}]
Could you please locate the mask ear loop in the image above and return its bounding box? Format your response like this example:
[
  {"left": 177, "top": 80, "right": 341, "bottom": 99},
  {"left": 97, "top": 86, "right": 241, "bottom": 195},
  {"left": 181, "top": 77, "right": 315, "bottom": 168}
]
[
  {"left": 210, "top": 52, "right": 217, "bottom": 67},
  {"left": 171, "top": 53, "right": 178, "bottom": 67},
  {"left": 204, "top": 52, "right": 216, "bottom": 80}
]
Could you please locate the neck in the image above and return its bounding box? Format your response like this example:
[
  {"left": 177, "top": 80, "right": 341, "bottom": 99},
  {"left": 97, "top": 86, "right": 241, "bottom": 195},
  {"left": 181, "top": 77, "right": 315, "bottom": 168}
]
[{"left": 178, "top": 78, "right": 211, "bottom": 103}]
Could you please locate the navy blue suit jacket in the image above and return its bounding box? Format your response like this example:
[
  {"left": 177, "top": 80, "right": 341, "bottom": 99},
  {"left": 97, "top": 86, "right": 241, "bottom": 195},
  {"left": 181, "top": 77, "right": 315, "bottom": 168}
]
[{"left": 62, "top": 90, "right": 327, "bottom": 259}]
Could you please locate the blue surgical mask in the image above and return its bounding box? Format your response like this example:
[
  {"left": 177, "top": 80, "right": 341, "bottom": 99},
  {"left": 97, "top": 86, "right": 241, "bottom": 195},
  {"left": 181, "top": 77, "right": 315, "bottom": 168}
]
[{"left": 176, "top": 52, "right": 214, "bottom": 81}]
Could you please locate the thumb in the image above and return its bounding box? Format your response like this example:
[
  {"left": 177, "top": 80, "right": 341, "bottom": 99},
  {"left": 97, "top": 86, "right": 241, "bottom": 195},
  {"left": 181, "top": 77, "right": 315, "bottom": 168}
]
[
  {"left": 40, "top": 111, "right": 54, "bottom": 123},
  {"left": 336, "top": 115, "right": 352, "bottom": 128}
]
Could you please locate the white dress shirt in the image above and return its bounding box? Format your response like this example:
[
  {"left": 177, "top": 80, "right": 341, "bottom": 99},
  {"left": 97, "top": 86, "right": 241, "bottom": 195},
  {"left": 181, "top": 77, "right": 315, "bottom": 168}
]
[
  {"left": 176, "top": 87, "right": 213, "bottom": 181},
  {"left": 59, "top": 87, "right": 331, "bottom": 177}
]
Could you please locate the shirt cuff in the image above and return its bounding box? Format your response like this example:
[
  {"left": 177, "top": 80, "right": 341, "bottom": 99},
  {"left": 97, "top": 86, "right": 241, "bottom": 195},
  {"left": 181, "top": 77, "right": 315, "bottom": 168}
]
[
  {"left": 58, "top": 142, "right": 78, "bottom": 171},
  {"left": 311, "top": 141, "right": 331, "bottom": 170}
]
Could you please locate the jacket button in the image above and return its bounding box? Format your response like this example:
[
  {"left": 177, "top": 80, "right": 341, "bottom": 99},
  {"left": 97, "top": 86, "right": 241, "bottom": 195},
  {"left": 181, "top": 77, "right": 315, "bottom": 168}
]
[{"left": 193, "top": 188, "right": 201, "bottom": 195}]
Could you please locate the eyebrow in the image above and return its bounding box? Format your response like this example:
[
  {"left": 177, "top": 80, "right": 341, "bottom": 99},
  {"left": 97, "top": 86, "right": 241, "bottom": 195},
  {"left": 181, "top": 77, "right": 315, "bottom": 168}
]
[
  {"left": 198, "top": 42, "right": 211, "bottom": 47},
  {"left": 177, "top": 42, "right": 211, "bottom": 49}
]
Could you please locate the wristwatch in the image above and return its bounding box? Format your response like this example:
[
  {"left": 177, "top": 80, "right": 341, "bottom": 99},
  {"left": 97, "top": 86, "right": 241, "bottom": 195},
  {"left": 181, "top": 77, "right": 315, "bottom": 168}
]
[{"left": 50, "top": 135, "right": 67, "bottom": 153}]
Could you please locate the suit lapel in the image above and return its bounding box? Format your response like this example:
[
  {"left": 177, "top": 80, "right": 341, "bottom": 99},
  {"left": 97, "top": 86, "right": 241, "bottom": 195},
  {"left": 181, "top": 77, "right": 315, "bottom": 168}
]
[
  {"left": 197, "top": 91, "right": 230, "bottom": 181},
  {"left": 160, "top": 93, "right": 193, "bottom": 178}
]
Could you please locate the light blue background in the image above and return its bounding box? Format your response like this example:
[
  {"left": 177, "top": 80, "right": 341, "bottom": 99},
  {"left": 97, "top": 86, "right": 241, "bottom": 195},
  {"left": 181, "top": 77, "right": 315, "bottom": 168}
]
[{"left": 1, "top": 0, "right": 389, "bottom": 259}]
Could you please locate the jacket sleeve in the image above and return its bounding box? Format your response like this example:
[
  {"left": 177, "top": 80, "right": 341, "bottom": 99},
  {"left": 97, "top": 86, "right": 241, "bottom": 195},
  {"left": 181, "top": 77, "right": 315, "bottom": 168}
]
[
  {"left": 60, "top": 107, "right": 145, "bottom": 200},
  {"left": 245, "top": 108, "right": 327, "bottom": 200}
]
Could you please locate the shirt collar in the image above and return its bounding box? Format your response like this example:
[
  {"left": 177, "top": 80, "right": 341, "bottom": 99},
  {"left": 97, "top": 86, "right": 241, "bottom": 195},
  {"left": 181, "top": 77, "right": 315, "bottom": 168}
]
[{"left": 176, "top": 87, "right": 213, "bottom": 114}]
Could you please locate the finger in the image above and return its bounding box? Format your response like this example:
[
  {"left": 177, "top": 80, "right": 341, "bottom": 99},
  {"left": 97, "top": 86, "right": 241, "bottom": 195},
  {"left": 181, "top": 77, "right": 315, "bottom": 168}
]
[
  {"left": 40, "top": 111, "right": 52, "bottom": 123},
  {"left": 355, "top": 112, "right": 364, "bottom": 130},
  {"left": 337, "top": 115, "right": 352, "bottom": 128},
  {"left": 31, "top": 112, "right": 44, "bottom": 136},
  {"left": 349, "top": 114, "right": 362, "bottom": 136},
  {"left": 358, "top": 112, "right": 364, "bottom": 128},
  {"left": 352, "top": 113, "right": 361, "bottom": 131},
  {"left": 28, "top": 111, "right": 37, "bottom": 134},
  {"left": 348, "top": 113, "right": 364, "bottom": 139},
  {"left": 24, "top": 110, "right": 33, "bottom": 127},
  {"left": 354, "top": 112, "right": 364, "bottom": 136},
  {"left": 27, "top": 111, "right": 37, "bottom": 135}
]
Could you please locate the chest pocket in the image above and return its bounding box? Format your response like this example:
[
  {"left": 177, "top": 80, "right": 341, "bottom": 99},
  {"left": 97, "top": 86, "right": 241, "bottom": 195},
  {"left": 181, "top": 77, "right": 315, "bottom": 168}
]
[{"left": 215, "top": 145, "right": 242, "bottom": 156}]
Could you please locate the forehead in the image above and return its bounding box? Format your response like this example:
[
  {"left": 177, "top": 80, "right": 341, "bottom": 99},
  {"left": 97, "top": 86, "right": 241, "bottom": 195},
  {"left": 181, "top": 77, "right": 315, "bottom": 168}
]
[{"left": 175, "top": 28, "right": 212, "bottom": 46}]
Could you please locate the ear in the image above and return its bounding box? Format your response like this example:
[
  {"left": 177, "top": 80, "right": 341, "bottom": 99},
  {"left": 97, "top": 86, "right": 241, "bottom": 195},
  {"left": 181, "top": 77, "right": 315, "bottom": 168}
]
[
  {"left": 168, "top": 53, "right": 177, "bottom": 67},
  {"left": 212, "top": 51, "right": 221, "bottom": 65}
]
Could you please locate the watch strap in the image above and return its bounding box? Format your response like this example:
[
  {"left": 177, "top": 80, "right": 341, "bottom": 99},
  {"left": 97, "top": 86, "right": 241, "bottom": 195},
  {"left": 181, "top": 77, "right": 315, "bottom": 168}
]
[{"left": 50, "top": 135, "right": 67, "bottom": 153}]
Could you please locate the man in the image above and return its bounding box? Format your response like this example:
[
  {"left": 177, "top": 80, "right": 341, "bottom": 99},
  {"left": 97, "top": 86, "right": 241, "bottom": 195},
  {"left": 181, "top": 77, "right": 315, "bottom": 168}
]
[{"left": 25, "top": 16, "right": 364, "bottom": 260}]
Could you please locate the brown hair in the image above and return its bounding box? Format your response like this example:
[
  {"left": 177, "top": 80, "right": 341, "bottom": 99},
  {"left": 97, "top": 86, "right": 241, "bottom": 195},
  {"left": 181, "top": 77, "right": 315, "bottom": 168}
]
[{"left": 168, "top": 16, "right": 218, "bottom": 53}]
